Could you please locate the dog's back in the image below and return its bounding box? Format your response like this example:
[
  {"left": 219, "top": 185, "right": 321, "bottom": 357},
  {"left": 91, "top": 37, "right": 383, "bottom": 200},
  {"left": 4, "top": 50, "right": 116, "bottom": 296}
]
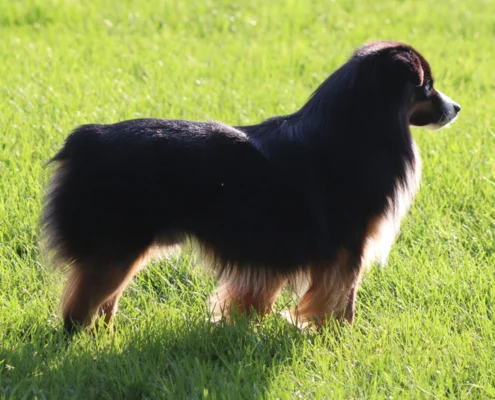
[{"left": 44, "top": 118, "right": 322, "bottom": 267}]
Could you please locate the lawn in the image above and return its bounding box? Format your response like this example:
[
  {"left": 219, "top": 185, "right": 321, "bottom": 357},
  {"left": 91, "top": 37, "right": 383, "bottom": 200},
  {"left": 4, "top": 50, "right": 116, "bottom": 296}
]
[{"left": 1, "top": 0, "right": 494, "bottom": 398}]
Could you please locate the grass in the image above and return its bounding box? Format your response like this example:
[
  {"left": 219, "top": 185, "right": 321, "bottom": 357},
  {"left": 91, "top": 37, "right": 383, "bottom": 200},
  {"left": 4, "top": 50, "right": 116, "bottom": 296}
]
[{"left": 1, "top": 0, "right": 494, "bottom": 398}]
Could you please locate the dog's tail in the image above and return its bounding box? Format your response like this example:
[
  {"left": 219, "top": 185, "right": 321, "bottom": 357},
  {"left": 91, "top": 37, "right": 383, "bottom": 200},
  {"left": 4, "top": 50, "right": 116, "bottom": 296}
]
[
  {"left": 41, "top": 159, "right": 72, "bottom": 270},
  {"left": 42, "top": 124, "right": 103, "bottom": 269},
  {"left": 45, "top": 124, "right": 104, "bottom": 166},
  {"left": 46, "top": 147, "right": 69, "bottom": 165}
]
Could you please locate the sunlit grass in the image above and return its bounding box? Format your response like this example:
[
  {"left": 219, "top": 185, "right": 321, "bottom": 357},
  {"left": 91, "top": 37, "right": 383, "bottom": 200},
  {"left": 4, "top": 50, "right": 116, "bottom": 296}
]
[{"left": 1, "top": 0, "right": 494, "bottom": 398}]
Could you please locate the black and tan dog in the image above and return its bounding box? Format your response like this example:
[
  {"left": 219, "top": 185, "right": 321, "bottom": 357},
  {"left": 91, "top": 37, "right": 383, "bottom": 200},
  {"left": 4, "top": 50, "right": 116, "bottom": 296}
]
[{"left": 42, "top": 41, "right": 460, "bottom": 334}]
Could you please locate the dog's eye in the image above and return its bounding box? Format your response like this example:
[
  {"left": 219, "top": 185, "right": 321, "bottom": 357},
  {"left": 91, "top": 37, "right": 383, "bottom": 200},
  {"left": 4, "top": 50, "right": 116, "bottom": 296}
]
[{"left": 424, "top": 82, "right": 432, "bottom": 92}]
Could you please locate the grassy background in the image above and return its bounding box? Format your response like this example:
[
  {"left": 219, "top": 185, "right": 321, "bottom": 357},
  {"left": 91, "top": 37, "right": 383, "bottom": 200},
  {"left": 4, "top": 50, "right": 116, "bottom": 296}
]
[{"left": 1, "top": 0, "right": 494, "bottom": 398}]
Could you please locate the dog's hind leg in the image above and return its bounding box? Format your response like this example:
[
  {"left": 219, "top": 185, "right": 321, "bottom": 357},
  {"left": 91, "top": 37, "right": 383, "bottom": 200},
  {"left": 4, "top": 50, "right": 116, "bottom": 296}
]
[
  {"left": 210, "top": 268, "right": 286, "bottom": 321},
  {"left": 289, "top": 251, "right": 362, "bottom": 329},
  {"left": 342, "top": 280, "right": 360, "bottom": 325},
  {"left": 97, "top": 294, "right": 122, "bottom": 331},
  {"left": 61, "top": 252, "right": 149, "bottom": 335}
]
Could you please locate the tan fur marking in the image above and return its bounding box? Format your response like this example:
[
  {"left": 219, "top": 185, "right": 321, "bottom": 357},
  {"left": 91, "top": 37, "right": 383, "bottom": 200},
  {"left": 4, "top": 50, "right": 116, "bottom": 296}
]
[
  {"left": 287, "top": 251, "right": 362, "bottom": 329},
  {"left": 62, "top": 251, "right": 152, "bottom": 330},
  {"left": 210, "top": 269, "right": 286, "bottom": 321},
  {"left": 363, "top": 142, "right": 421, "bottom": 268}
]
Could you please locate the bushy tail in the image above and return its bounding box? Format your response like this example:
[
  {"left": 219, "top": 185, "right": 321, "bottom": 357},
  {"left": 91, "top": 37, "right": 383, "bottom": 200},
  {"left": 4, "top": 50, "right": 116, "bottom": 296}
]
[
  {"left": 45, "top": 123, "right": 103, "bottom": 166},
  {"left": 41, "top": 160, "right": 73, "bottom": 270},
  {"left": 45, "top": 147, "right": 70, "bottom": 166},
  {"left": 42, "top": 123, "right": 105, "bottom": 266}
]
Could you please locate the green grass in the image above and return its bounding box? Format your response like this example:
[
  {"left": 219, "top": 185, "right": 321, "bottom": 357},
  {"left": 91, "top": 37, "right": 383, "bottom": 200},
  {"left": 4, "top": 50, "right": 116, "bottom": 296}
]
[{"left": 1, "top": 0, "right": 494, "bottom": 398}]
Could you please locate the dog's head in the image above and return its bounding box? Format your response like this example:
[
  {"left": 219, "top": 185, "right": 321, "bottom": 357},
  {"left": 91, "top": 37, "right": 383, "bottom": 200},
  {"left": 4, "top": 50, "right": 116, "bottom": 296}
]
[{"left": 354, "top": 41, "right": 461, "bottom": 130}]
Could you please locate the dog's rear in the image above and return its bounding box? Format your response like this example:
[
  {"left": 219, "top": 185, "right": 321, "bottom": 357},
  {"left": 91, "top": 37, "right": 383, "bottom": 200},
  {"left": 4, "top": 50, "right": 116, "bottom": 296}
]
[
  {"left": 43, "top": 124, "right": 150, "bottom": 332},
  {"left": 42, "top": 120, "right": 241, "bottom": 332}
]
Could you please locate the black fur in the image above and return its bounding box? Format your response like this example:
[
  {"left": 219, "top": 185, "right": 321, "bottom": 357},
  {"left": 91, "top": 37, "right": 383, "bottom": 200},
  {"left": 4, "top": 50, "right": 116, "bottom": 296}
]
[{"left": 42, "top": 41, "right": 460, "bottom": 332}]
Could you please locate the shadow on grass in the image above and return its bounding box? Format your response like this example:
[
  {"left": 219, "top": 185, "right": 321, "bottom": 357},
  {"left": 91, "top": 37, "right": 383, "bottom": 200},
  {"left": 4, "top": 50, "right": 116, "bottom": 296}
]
[{"left": 1, "top": 313, "right": 334, "bottom": 399}]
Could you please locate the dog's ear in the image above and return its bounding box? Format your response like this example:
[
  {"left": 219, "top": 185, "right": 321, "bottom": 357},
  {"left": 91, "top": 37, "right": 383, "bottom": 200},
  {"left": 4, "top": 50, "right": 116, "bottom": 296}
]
[{"left": 390, "top": 49, "right": 424, "bottom": 87}]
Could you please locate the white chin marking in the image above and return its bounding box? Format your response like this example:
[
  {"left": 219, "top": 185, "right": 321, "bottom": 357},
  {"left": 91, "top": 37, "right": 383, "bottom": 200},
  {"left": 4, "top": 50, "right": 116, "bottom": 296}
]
[
  {"left": 411, "top": 116, "right": 458, "bottom": 131},
  {"left": 412, "top": 123, "right": 443, "bottom": 130}
]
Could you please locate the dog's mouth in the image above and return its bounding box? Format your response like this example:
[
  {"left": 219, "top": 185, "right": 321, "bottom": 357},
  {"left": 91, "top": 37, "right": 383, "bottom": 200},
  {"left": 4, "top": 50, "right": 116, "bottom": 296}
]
[
  {"left": 409, "top": 91, "right": 461, "bottom": 131},
  {"left": 436, "top": 113, "right": 459, "bottom": 129}
]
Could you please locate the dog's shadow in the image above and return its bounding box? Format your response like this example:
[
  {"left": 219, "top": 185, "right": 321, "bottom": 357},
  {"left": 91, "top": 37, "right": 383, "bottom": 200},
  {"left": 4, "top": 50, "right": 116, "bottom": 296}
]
[
  {"left": 97, "top": 316, "right": 304, "bottom": 399},
  {"left": 3, "top": 313, "right": 335, "bottom": 399},
  {"left": 1, "top": 257, "right": 348, "bottom": 398},
  {"left": 116, "top": 319, "right": 309, "bottom": 398}
]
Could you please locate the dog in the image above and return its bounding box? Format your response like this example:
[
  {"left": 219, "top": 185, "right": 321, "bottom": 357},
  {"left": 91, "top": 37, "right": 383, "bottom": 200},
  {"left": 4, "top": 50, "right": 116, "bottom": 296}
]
[{"left": 42, "top": 41, "right": 460, "bottom": 334}]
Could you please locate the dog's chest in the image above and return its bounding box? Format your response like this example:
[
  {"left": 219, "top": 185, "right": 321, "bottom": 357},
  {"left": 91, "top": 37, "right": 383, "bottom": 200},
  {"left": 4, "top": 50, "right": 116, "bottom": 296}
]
[{"left": 364, "top": 141, "right": 422, "bottom": 267}]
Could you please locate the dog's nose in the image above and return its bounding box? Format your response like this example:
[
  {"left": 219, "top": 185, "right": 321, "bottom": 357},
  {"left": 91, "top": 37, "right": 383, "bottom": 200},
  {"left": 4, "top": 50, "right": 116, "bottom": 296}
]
[{"left": 453, "top": 103, "right": 461, "bottom": 114}]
